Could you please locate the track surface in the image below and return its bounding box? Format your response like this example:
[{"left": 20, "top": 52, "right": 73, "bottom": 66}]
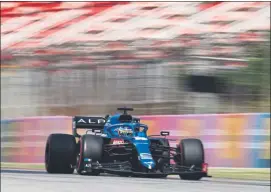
[{"left": 1, "top": 169, "right": 270, "bottom": 192}]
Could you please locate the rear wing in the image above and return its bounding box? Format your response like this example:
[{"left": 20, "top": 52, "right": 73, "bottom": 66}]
[{"left": 72, "top": 116, "right": 106, "bottom": 137}]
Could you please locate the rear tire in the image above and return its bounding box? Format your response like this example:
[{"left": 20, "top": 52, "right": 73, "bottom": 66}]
[
  {"left": 76, "top": 135, "right": 103, "bottom": 176},
  {"left": 178, "top": 138, "right": 204, "bottom": 180},
  {"left": 45, "top": 134, "right": 76, "bottom": 174}
]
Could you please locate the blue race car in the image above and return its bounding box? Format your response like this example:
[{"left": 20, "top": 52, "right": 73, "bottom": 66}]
[{"left": 45, "top": 107, "right": 211, "bottom": 180}]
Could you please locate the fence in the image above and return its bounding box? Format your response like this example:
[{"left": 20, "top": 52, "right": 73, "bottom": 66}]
[{"left": 1, "top": 113, "right": 270, "bottom": 168}]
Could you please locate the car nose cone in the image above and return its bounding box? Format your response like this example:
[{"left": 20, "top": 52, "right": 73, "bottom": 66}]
[{"left": 142, "top": 161, "right": 155, "bottom": 169}]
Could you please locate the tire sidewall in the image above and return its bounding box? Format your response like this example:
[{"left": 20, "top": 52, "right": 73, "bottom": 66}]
[
  {"left": 76, "top": 135, "right": 103, "bottom": 175},
  {"left": 45, "top": 134, "right": 76, "bottom": 174},
  {"left": 178, "top": 138, "right": 205, "bottom": 180},
  {"left": 180, "top": 138, "right": 204, "bottom": 167}
]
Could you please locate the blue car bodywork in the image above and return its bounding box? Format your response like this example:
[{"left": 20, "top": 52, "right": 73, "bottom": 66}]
[
  {"left": 71, "top": 108, "right": 210, "bottom": 179},
  {"left": 103, "top": 114, "right": 155, "bottom": 169}
]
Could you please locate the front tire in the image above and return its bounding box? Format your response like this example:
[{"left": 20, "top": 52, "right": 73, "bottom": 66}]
[
  {"left": 45, "top": 134, "right": 76, "bottom": 174},
  {"left": 76, "top": 135, "right": 103, "bottom": 176},
  {"left": 178, "top": 138, "right": 205, "bottom": 180}
]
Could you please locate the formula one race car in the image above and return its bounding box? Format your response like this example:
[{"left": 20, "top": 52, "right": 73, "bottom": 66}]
[{"left": 45, "top": 108, "right": 211, "bottom": 180}]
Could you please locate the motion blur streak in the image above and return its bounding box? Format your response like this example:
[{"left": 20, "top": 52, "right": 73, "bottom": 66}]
[
  {"left": 1, "top": 114, "right": 270, "bottom": 168},
  {"left": 1, "top": 2, "right": 270, "bottom": 118},
  {"left": 1, "top": 2, "right": 270, "bottom": 191}
]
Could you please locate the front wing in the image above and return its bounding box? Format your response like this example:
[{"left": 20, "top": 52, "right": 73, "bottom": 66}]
[{"left": 82, "top": 161, "right": 211, "bottom": 177}]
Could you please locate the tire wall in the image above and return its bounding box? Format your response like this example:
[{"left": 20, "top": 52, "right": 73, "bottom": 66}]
[{"left": 1, "top": 113, "right": 270, "bottom": 168}]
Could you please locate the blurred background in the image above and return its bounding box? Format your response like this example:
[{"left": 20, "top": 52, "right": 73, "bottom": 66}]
[{"left": 1, "top": 1, "right": 270, "bottom": 118}]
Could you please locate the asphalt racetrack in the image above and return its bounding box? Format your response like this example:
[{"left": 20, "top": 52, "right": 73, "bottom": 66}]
[{"left": 1, "top": 169, "right": 270, "bottom": 192}]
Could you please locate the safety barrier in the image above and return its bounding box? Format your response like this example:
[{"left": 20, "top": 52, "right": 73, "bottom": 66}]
[{"left": 1, "top": 113, "right": 270, "bottom": 168}]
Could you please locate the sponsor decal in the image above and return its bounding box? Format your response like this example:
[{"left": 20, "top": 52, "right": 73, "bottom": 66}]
[
  {"left": 77, "top": 118, "right": 105, "bottom": 124},
  {"left": 140, "top": 153, "right": 153, "bottom": 160},
  {"left": 84, "top": 158, "right": 91, "bottom": 162},
  {"left": 117, "top": 127, "right": 133, "bottom": 136},
  {"left": 111, "top": 139, "right": 125, "bottom": 145},
  {"left": 134, "top": 137, "right": 147, "bottom": 140}
]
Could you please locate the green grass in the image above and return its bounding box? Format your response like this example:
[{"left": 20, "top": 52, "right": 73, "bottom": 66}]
[
  {"left": 209, "top": 168, "right": 270, "bottom": 181},
  {"left": 1, "top": 162, "right": 45, "bottom": 170},
  {"left": 1, "top": 162, "right": 270, "bottom": 181}
]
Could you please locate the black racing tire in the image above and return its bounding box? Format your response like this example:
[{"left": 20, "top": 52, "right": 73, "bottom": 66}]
[
  {"left": 179, "top": 138, "right": 204, "bottom": 180},
  {"left": 76, "top": 134, "right": 103, "bottom": 176},
  {"left": 45, "top": 134, "right": 76, "bottom": 174}
]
